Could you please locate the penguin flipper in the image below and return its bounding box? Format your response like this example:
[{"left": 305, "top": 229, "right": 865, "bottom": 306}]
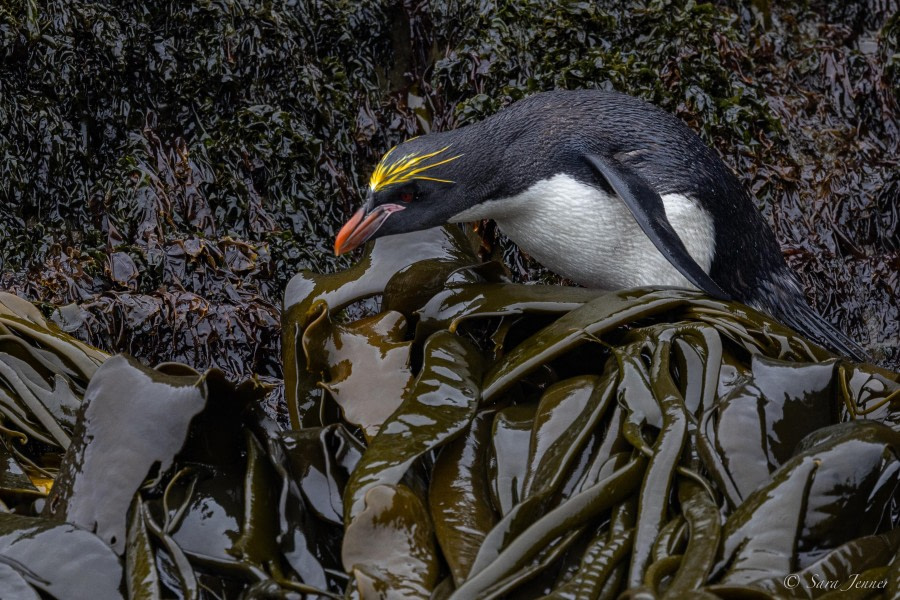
[{"left": 585, "top": 153, "right": 731, "bottom": 300}]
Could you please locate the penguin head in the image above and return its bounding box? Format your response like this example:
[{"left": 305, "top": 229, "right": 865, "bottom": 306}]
[{"left": 334, "top": 137, "right": 466, "bottom": 255}]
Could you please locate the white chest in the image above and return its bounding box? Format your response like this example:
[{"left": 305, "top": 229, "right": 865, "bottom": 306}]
[{"left": 449, "top": 173, "right": 715, "bottom": 290}]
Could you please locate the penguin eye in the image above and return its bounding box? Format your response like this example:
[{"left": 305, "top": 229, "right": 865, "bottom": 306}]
[{"left": 400, "top": 192, "right": 414, "bottom": 203}]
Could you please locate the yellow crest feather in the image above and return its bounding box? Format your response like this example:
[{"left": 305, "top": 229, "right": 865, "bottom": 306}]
[{"left": 369, "top": 145, "right": 462, "bottom": 192}]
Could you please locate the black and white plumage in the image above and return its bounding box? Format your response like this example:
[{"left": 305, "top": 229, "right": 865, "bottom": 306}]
[{"left": 335, "top": 89, "right": 867, "bottom": 360}]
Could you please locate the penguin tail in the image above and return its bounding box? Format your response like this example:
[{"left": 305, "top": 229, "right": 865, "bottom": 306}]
[
  {"left": 775, "top": 294, "right": 869, "bottom": 362},
  {"left": 753, "top": 271, "right": 869, "bottom": 363}
]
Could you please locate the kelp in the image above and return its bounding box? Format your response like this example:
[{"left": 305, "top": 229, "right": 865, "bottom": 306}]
[
  {"left": 0, "top": 227, "right": 899, "bottom": 598},
  {"left": 278, "top": 227, "right": 900, "bottom": 599},
  {"left": 44, "top": 355, "right": 209, "bottom": 553},
  {"left": 0, "top": 513, "right": 123, "bottom": 600},
  {"left": 0, "top": 292, "right": 270, "bottom": 597}
]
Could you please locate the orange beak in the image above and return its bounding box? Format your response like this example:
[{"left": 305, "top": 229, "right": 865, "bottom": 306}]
[{"left": 334, "top": 203, "right": 406, "bottom": 255}]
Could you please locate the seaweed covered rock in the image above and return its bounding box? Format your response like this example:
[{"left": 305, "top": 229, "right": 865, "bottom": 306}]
[
  {"left": 0, "top": 0, "right": 399, "bottom": 377},
  {"left": 1, "top": 0, "right": 897, "bottom": 375}
]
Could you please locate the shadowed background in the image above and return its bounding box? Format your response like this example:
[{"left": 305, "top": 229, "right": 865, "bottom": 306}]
[{"left": 0, "top": 0, "right": 897, "bottom": 377}]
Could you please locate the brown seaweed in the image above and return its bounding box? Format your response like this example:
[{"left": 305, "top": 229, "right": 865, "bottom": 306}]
[{"left": 0, "top": 236, "right": 899, "bottom": 598}]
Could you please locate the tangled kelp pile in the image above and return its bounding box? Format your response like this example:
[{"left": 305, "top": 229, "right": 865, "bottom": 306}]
[
  {"left": 1, "top": 229, "right": 897, "bottom": 599},
  {"left": 284, "top": 227, "right": 900, "bottom": 599}
]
